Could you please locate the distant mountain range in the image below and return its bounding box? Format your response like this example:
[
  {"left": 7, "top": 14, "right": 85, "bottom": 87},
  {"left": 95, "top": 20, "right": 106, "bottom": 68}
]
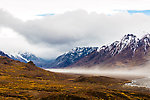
[
  {"left": 45, "top": 34, "right": 150, "bottom": 68},
  {"left": 1, "top": 33, "right": 150, "bottom": 68},
  {"left": 70, "top": 34, "right": 150, "bottom": 68},
  {"left": 0, "top": 51, "right": 53, "bottom": 67},
  {"left": 45, "top": 47, "right": 98, "bottom": 68}
]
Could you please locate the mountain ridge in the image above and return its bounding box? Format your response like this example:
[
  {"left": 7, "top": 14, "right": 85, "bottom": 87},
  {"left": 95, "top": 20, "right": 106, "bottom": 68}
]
[
  {"left": 70, "top": 34, "right": 150, "bottom": 68},
  {"left": 45, "top": 33, "right": 150, "bottom": 68},
  {"left": 46, "top": 47, "right": 98, "bottom": 68},
  {"left": 1, "top": 33, "right": 150, "bottom": 68},
  {"left": 0, "top": 51, "right": 53, "bottom": 67}
]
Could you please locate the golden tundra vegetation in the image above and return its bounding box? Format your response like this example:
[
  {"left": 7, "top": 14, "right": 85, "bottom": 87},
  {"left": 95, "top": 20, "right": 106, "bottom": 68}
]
[{"left": 0, "top": 56, "right": 150, "bottom": 100}]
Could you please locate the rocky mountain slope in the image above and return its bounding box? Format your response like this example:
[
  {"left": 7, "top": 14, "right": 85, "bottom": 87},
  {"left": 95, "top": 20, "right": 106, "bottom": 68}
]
[
  {"left": 71, "top": 34, "right": 150, "bottom": 67},
  {"left": 46, "top": 34, "right": 150, "bottom": 68},
  {"left": 46, "top": 47, "right": 98, "bottom": 68}
]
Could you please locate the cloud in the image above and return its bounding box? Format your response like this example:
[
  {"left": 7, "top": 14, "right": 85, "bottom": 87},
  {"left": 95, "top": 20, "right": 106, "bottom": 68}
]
[
  {"left": 19, "top": 10, "right": 150, "bottom": 46},
  {"left": 1, "top": 9, "right": 150, "bottom": 58}
]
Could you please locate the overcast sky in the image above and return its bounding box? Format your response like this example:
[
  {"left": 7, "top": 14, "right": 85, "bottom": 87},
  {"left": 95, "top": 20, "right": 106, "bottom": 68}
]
[{"left": 0, "top": 0, "right": 150, "bottom": 59}]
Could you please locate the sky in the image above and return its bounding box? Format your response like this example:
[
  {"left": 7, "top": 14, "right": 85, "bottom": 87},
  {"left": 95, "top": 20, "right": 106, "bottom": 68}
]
[{"left": 0, "top": 0, "right": 150, "bottom": 59}]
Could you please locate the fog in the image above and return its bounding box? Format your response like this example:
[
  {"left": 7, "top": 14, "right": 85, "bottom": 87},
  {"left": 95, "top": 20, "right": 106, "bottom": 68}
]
[
  {"left": 46, "top": 65, "right": 150, "bottom": 88},
  {"left": 46, "top": 64, "right": 150, "bottom": 80}
]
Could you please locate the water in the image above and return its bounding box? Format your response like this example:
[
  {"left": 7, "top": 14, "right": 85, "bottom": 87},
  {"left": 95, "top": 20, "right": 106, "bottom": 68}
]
[{"left": 125, "top": 78, "right": 150, "bottom": 88}]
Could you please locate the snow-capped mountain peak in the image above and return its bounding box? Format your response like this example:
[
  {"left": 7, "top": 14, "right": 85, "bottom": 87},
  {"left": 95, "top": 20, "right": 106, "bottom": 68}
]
[
  {"left": 67, "top": 33, "right": 150, "bottom": 68},
  {"left": 140, "top": 33, "right": 150, "bottom": 51},
  {"left": 108, "top": 34, "right": 139, "bottom": 55},
  {"left": 119, "top": 34, "right": 139, "bottom": 50},
  {"left": 43, "top": 33, "right": 150, "bottom": 68},
  {"left": 6, "top": 52, "right": 30, "bottom": 63},
  {"left": 1, "top": 51, "right": 52, "bottom": 67},
  {"left": 0, "top": 51, "right": 9, "bottom": 58},
  {"left": 121, "top": 34, "right": 139, "bottom": 45},
  {"left": 48, "top": 47, "right": 98, "bottom": 68}
]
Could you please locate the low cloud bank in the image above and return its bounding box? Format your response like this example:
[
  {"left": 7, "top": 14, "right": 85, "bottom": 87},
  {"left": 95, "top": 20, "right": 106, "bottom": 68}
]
[{"left": 46, "top": 64, "right": 150, "bottom": 80}]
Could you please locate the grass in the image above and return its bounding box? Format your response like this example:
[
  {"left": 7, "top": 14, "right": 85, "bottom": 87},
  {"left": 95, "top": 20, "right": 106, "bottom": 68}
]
[{"left": 0, "top": 56, "right": 150, "bottom": 99}]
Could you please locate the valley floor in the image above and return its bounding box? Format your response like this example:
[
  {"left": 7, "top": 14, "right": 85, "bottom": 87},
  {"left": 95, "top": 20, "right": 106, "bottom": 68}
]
[{"left": 1, "top": 72, "right": 150, "bottom": 100}]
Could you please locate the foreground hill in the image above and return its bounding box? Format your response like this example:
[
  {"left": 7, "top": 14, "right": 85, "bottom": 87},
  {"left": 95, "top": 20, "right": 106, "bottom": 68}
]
[
  {"left": 0, "top": 56, "right": 67, "bottom": 80},
  {"left": 0, "top": 56, "right": 150, "bottom": 99}
]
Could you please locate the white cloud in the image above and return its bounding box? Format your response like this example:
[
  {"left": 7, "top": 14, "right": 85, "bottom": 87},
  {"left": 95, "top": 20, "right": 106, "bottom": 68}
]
[
  {"left": 0, "top": 9, "right": 150, "bottom": 59},
  {"left": 0, "top": 27, "right": 60, "bottom": 59}
]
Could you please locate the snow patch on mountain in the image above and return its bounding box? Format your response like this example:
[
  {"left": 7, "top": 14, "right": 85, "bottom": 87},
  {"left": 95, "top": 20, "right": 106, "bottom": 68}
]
[
  {"left": 46, "top": 47, "right": 98, "bottom": 68},
  {"left": 2, "top": 51, "right": 52, "bottom": 67},
  {"left": 6, "top": 52, "right": 30, "bottom": 62}
]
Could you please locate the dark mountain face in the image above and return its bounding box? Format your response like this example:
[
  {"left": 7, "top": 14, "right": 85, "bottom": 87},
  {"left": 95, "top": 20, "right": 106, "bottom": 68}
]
[
  {"left": 71, "top": 34, "right": 150, "bottom": 68},
  {"left": 0, "top": 51, "right": 9, "bottom": 58},
  {"left": 19, "top": 52, "right": 53, "bottom": 67},
  {"left": 45, "top": 47, "right": 98, "bottom": 68},
  {"left": 46, "top": 33, "right": 150, "bottom": 68}
]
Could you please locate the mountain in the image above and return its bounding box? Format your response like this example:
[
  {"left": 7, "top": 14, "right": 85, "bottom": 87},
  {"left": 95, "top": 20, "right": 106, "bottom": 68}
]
[
  {"left": 71, "top": 34, "right": 150, "bottom": 67},
  {"left": 0, "top": 51, "right": 53, "bottom": 67},
  {"left": 0, "top": 51, "right": 10, "bottom": 58},
  {"left": 19, "top": 52, "right": 53, "bottom": 67},
  {"left": 46, "top": 47, "right": 98, "bottom": 68},
  {"left": 46, "top": 34, "right": 150, "bottom": 68},
  {"left": 0, "top": 56, "right": 59, "bottom": 79},
  {"left": 4, "top": 33, "right": 149, "bottom": 68}
]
